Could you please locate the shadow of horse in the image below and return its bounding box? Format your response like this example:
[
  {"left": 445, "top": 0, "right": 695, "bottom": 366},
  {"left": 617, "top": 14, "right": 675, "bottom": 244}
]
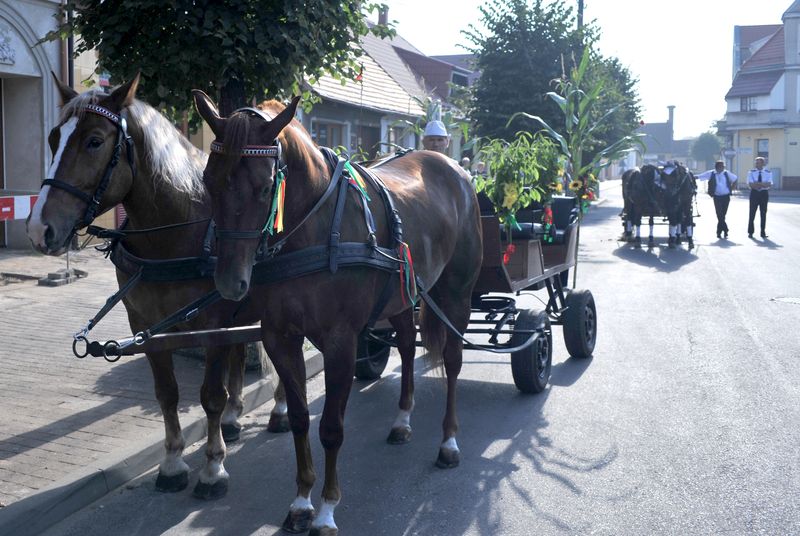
[
  {"left": 59, "top": 365, "right": 616, "bottom": 536},
  {"left": 612, "top": 244, "right": 698, "bottom": 273}
]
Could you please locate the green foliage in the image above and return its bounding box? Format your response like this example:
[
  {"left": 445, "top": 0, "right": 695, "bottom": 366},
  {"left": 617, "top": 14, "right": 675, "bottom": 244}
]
[
  {"left": 464, "top": 0, "right": 588, "bottom": 141},
  {"left": 691, "top": 132, "right": 722, "bottom": 170},
  {"left": 392, "top": 95, "right": 470, "bottom": 150},
  {"left": 474, "top": 132, "right": 562, "bottom": 233},
  {"left": 46, "top": 1, "right": 393, "bottom": 125},
  {"left": 464, "top": 0, "right": 640, "bottom": 157},
  {"left": 510, "top": 47, "right": 643, "bottom": 214}
]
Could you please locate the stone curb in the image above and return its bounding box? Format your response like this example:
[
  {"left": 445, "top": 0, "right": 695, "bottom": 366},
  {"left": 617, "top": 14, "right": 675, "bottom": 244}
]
[{"left": 0, "top": 350, "right": 325, "bottom": 536}]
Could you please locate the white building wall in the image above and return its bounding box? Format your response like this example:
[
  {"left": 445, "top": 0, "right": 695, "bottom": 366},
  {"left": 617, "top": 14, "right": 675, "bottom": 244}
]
[{"left": 770, "top": 74, "right": 786, "bottom": 109}]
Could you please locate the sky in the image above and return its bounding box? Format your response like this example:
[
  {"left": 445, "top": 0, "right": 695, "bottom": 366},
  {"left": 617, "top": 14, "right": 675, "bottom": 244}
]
[{"left": 377, "top": 0, "right": 791, "bottom": 139}]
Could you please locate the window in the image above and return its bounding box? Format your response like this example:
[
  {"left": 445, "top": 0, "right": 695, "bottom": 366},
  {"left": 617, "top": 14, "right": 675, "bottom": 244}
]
[
  {"left": 740, "top": 97, "right": 757, "bottom": 111},
  {"left": 756, "top": 138, "right": 769, "bottom": 160},
  {"left": 451, "top": 72, "right": 469, "bottom": 87},
  {"left": 310, "top": 120, "right": 344, "bottom": 149}
]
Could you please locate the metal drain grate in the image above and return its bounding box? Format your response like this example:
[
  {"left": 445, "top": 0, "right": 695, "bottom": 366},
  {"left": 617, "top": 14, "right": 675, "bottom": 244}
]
[{"left": 771, "top": 297, "right": 800, "bottom": 305}]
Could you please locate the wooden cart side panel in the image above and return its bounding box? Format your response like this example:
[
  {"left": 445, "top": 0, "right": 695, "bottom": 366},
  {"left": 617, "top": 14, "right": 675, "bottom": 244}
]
[{"left": 474, "top": 215, "right": 514, "bottom": 294}]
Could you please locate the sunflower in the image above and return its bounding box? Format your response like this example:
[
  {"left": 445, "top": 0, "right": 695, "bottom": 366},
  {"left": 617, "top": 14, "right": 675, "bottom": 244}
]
[{"left": 568, "top": 179, "right": 583, "bottom": 191}]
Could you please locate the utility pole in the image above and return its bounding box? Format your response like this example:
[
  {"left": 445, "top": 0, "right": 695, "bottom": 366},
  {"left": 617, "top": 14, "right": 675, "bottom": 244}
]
[{"left": 577, "top": 0, "right": 584, "bottom": 31}]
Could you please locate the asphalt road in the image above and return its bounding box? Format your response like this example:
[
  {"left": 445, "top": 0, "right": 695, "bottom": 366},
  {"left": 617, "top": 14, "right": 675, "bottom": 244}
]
[{"left": 43, "top": 183, "right": 800, "bottom": 535}]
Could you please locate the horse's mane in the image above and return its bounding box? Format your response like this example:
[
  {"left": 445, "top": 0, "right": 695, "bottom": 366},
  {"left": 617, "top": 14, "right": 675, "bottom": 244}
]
[
  {"left": 60, "top": 89, "right": 207, "bottom": 201},
  {"left": 221, "top": 99, "right": 318, "bottom": 175}
]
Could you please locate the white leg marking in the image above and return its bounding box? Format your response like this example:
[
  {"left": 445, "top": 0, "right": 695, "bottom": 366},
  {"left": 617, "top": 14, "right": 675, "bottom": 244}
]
[
  {"left": 311, "top": 500, "right": 339, "bottom": 530},
  {"left": 221, "top": 405, "right": 240, "bottom": 426},
  {"left": 29, "top": 117, "right": 79, "bottom": 247},
  {"left": 198, "top": 460, "right": 228, "bottom": 484},
  {"left": 290, "top": 494, "right": 314, "bottom": 512},
  {"left": 634, "top": 226, "right": 640, "bottom": 238},
  {"left": 392, "top": 408, "right": 412, "bottom": 430},
  {"left": 273, "top": 401, "right": 288, "bottom": 416},
  {"left": 159, "top": 450, "right": 190, "bottom": 477},
  {"left": 442, "top": 436, "right": 459, "bottom": 453},
  {"left": 688, "top": 225, "right": 694, "bottom": 238}
]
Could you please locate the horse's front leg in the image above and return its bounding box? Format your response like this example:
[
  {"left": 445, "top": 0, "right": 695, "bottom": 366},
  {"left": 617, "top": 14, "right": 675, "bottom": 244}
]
[
  {"left": 268, "top": 378, "right": 291, "bottom": 433},
  {"left": 387, "top": 309, "right": 416, "bottom": 444},
  {"left": 262, "top": 330, "right": 316, "bottom": 534},
  {"left": 221, "top": 343, "right": 245, "bottom": 443},
  {"left": 194, "top": 345, "right": 232, "bottom": 499},
  {"left": 311, "top": 329, "right": 358, "bottom": 536},
  {"left": 146, "top": 351, "right": 190, "bottom": 492}
]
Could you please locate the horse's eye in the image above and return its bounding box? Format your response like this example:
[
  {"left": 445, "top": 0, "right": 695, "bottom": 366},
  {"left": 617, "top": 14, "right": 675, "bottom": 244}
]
[{"left": 87, "top": 137, "right": 103, "bottom": 150}]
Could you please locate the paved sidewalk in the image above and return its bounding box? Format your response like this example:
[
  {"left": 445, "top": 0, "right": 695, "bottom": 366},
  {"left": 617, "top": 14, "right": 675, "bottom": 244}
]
[{"left": 0, "top": 247, "right": 320, "bottom": 535}]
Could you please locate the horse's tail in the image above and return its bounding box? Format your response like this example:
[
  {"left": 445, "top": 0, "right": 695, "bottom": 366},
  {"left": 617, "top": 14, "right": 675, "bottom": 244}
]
[{"left": 419, "top": 300, "right": 446, "bottom": 373}]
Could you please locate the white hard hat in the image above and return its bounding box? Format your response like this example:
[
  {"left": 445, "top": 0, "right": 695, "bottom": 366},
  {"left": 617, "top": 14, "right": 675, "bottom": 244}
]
[{"left": 423, "top": 120, "right": 448, "bottom": 137}]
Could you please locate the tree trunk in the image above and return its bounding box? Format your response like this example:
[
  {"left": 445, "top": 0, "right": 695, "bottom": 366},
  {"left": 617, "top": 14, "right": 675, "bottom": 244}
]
[{"left": 218, "top": 73, "right": 247, "bottom": 117}]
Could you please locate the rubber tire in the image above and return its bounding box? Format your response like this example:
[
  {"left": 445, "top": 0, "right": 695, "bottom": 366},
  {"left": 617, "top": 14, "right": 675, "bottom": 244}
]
[
  {"left": 354, "top": 333, "right": 392, "bottom": 380},
  {"left": 562, "top": 289, "right": 597, "bottom": 359},
  {"left": 510, "top": 309, "right": 552, "bottom": 394}
]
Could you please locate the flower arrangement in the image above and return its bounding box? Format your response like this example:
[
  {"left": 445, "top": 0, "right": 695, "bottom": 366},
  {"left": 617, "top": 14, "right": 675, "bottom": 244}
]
[
  {"left": 475, "top": 132, "right": 563, "bottom": 244},
  {"left": 568, "top": 173, "right": 598, "bottom": 214}
]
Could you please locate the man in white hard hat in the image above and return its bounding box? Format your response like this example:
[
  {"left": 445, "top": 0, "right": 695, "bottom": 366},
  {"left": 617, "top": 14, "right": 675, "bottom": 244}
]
[{"left": 422, "top": 120, "right": 450, "bottom": 155}]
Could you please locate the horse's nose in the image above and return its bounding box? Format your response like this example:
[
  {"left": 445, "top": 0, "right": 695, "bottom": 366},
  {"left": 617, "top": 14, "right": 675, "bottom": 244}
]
[
  {"left": 238, "top": 279, "right": 249, "bottom": 297},
  {"left": 44, "top": 226, "right": 56, "bottom": 249}
]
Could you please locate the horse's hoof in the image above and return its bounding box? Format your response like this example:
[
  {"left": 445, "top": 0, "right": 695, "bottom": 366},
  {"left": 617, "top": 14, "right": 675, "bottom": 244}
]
[
  {"left": 688, "top": 240, "right": 694, "bottom": 250},
  {"left": 309, "top": 527, "right": 338, "bottom": 536},
  {"left": 267, "top": 413, "right": 291, "bottom": 434},
  {"left": 155, "top": 471, "right": 189, "bottom": 493},
  {"left": 387, "top": 426, "right": 412, "bottom": 445},
  {"left": 435, "top": 447, "right": 460, "bottom": 469},
  {"left": 192, "top": 478, "right": 228, "bottom": 500},
  {"left": 221, "top": 423, "right": 241, "bottom": 443},
  {"left": 282, "top": 508, "right": 315, "bottom": 534}
]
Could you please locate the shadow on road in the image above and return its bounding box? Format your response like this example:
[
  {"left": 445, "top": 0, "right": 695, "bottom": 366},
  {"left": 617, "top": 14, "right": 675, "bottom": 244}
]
[{"left": 612, "top": 242, "right": 698, "bottom": 273}]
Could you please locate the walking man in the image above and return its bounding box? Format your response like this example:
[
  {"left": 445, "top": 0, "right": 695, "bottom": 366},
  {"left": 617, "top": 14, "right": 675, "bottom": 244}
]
[
  {"left": 696, "top": 160, "right": 737, "bottom": 239},
  {"left": 747, "top": 157, "right": 772, "bottom": 238}
]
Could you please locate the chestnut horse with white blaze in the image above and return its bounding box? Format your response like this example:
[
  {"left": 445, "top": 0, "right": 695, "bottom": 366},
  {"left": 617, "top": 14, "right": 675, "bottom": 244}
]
[
  {"left": 193, "top": 90, "right": 483, "bottom": 535},
  {"left": 26, "top": 75, "right": 293, "bottom": 500}
]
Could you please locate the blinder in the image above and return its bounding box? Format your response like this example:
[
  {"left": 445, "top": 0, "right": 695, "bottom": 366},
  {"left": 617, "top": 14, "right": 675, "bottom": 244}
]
[{"left": 42, "top": 103, "right": 137, "bottom": 237}]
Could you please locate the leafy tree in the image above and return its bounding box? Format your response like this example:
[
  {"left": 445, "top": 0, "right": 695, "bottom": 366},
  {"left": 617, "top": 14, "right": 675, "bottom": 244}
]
[
  {"left": 47, "top": 1, "right": 392, "bottom": 120},
  {"left": 691, "top": 132, "right": 722, "bottom": 169},
  {"left": 464, "top": 0, "right": 587, "bottom": 140},
  {"left": 464, "top": 0, "right": 641, "bottom": 157}
]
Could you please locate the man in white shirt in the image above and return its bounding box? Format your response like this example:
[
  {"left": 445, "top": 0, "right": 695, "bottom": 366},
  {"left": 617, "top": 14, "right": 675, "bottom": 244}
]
[
  {"left": 695, "top": 160, "right": 738, "bottom": 239},
  {"left": 747, "top": 156, "right": 772, "bottom": 238}
]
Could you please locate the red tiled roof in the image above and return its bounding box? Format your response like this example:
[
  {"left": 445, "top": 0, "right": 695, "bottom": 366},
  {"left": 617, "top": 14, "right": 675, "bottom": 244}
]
[
  {"left": 740, "top": 27, "right": 784, "bottom": 70},
  {"left": 739, "top": 24, "right": 781, "bottom": 48},
  {"left": 725, "top": 70, "right": 783, "bottom": 98}
]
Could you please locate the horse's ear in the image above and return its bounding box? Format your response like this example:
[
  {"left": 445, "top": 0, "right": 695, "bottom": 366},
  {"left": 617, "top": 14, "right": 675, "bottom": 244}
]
[
  {"left": 108, "top": 72, "right": 141, "bottom": 109},
  {"left": 192, "top": 89, "right": 225, "bottom": 138},
  {"left": 51, "top": 71, "right": 78, "bottom": 104},
  {"left": 269, "top": 96, "right": 301, "bottom": 134}
]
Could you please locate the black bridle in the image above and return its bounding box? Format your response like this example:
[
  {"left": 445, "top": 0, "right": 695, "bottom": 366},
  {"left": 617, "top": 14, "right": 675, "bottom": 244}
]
[
  {"left": 42, "top": 103, "right": 137, "bottom": 238},
  {"left": 210, "top": 107, "right": 285, "bottom": 257}
]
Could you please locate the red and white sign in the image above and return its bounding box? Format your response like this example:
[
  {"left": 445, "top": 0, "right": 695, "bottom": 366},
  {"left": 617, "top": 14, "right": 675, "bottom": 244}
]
[{"left": 0, "top": 194, "right": 38, "bottom": 221}]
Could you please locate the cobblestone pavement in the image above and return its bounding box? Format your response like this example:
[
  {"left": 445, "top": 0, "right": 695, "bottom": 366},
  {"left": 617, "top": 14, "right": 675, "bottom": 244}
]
[{"left": 0, "top": 247, "right": 263, "bottom": 508}]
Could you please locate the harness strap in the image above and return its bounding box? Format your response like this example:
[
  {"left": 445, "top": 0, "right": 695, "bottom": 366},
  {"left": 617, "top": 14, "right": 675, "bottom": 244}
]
[
  {"left": 328, "top": 170, "right": 351, "bottom": 273},
  {"left": 86, "top": 267, "right": 143, "bottom": 331}
]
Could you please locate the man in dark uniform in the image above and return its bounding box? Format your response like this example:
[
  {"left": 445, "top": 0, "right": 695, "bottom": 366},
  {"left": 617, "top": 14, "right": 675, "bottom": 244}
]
[{"left": 747, "top": 157, "right": 772, "bottom": 238}]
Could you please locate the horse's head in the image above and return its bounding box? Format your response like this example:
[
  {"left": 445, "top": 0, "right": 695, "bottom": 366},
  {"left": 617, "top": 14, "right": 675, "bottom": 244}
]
[
  {"left": 193, "top": 90, "right": 300, "bottom": 301},
  {"left": 27, "top": 73, "right": 140, "bottom": 255}
]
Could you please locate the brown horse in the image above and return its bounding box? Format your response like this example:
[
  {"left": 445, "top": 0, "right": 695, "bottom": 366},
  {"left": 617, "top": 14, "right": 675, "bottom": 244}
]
[
  {"left": 26, "top": 75, "right": 291, "bottom": 500},
  {"left": 193, "top": 90, "right": 483, "bottom": 534}
]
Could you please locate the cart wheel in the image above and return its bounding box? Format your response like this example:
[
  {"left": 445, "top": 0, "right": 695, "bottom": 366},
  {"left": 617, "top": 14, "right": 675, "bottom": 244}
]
[
  {"left": 510, "top": 309, "right": 552, "bottom": 394},
  {"left": 354, "top": 333, "right": 392, "bottom": 380},
  {"left": 563, "top": 289, "right": 597, "bottom": 358}
]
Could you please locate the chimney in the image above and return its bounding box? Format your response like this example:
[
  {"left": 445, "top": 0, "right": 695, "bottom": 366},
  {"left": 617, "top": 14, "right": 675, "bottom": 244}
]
[
  {"left": 667, "top": 105, "right": 675, "bottom": 142},
  {"left": 379, "top": 7, "right": 388, "bottom": 26}
]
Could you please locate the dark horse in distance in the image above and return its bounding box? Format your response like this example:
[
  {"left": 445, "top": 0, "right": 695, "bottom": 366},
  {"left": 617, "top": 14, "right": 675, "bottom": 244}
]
[{"left": 621, "top": 161, "right": 696, "bottom": 249}]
